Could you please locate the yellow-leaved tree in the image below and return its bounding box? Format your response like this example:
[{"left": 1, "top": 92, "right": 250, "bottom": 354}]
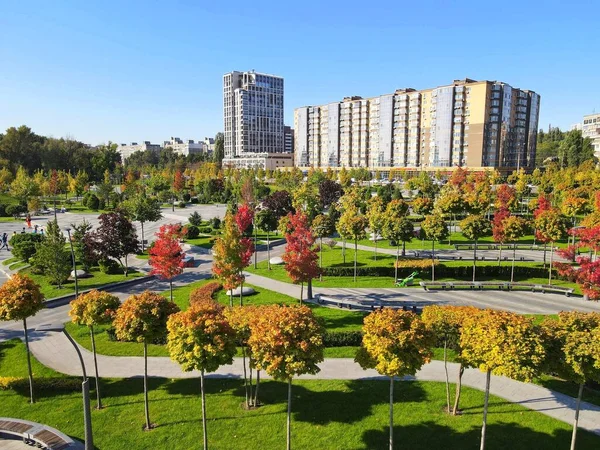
[
  {"left": 460, "top": 310, "right": 545, "bottom": 450},
  {"left": 356, "top": 309, "right": 433, "bottom": 450}
]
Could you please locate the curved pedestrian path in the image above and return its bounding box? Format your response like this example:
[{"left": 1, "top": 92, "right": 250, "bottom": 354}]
[{"left": 27, "top": 330, "right": 600, "bottom": 437}]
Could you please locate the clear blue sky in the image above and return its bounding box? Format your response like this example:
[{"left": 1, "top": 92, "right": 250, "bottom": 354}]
[{"left": 1, "top": 0, "right": 599, "bottom": 145}]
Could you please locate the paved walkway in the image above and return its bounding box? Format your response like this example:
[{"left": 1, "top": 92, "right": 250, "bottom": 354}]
[{"left": 27, "top": 330, "right": 600, "bottom": 437}]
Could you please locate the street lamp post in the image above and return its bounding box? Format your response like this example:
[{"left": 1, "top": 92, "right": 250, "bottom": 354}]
[
  {"left": 64, "top": 227, "right": 78, "bottom": 298},
  {"left": 36, "top": 324, "right": 93, "bottom": 450}
]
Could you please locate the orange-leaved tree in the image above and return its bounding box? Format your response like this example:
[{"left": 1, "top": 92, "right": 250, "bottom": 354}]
[
  {"left": 282, "top": 211, "right": 322, "bottom": 302},
  {"left": 69, "top": 289, "right": 120, "bottom": 409},
  {"left": 113, "top": 291, "right": 180, "bottom": 430},
  {"left": 541, "top": 312, "right": 600, "bottom": 450},
  {"left": 167, "top": 301, "right": 236, "bottom": 450},
  {"left": 149, "top": 224, "right": 185, "bottom": 302},
  {"left": 460, "top": 310, "right": 545, "bottom": 450},
  {"left": 0, "top": 274, "right": 44, "bottom": 403},
  {"left": 356, "top": 309, "right": 433, "bottom": 450},
  {"left": 248, "top": 305, "right": 324, "bottom": 450},
  {"left": 535, "top": 209, "right": 568, "bottom": 284}
]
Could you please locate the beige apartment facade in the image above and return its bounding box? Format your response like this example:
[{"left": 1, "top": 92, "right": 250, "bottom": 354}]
[
  {"left": 582, "top": 113, "right": 600, "bottom": 159},
  {"left": 294, "top": 78, "right": 540, "bottom": 171}
]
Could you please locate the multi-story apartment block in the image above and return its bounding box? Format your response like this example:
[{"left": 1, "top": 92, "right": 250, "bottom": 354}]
[
  {"left": 118, "top": 141, "right": 162, "bottom": 161},
  {"left": 582, "top": 113, "right": 600, "bottom": 159},
  {"left": 295, "top": 78, "right": 540, "bottom": 171},
  {"left": 203, "top": 137, "right": 215, "bottom": 155},
  {"left": 163, "top": 137, "right": 206, "bottom": 156},
  {"left": 223, "top": 70, "right": 285, "bottom": 166},
  {"left": 284, "top": 126, "right": 294, "bottom": 153}
]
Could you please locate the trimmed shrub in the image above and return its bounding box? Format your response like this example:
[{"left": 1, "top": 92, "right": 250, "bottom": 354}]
[
  {"left": 188, "top": 211, "right": 202, "bottom": 226},
  {"left": 323, "top": 331, "right": 363, "bottom": 347},
  {"left": 0, "top": 376, "right": 80, "bottom": 392},
  {"left": 178, "top": 201, "right": 186, "bottom": 208},
  {"left": 98, "top": 258, "right": 120, "bottom": 274},
  {"left": 191, "top": 197, "right": 199, "bottom": 204},
  {"left": 6, "top": 204, "right": 26, "bottom": 218},
  {"left": 9, "top": 233, "right": 43, "bottom": 262},
  {"left": 87, "top": 194, "right": 100, "bottom": 210},
  {"left": 209, "top": 217, "right": 221, "bottom": 229},
  {"left": 199, "top": 226, "right": 212, "bottom": 234},
  {"left": 395, "top": 258, "right": 439, "bottom": 269},
  {"left": 189, "top": 282, "right": 222, "bottom": 306},
  {"left": 185, "top": 225, "right": 200, "bottom": 239},
  {"left": 182, "top": 193, "right": 191, "bottom": 202}
]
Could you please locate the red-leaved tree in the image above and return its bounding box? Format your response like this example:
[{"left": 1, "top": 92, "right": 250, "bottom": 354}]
[
  {"left": 492, "top": 208, "right": 511, "bottom": 265},
  {"left": 281, "top": 211, "right": 322, "bottom": 302},
  {"left": 149, "top": 224, "right": 185, "bottom": 302}
]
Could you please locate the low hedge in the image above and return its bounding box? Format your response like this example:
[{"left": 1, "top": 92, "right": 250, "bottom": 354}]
[
  {"left": 323, "top": 331, "right": 363, "bottom": 347},
  {"left": 190, "top": 281, "right": 222, "bottom": 306},
  {"left": 395, "top": 259, "right": 439, "bottom": 269},
  {"left": 0, "top": 376, "right": 80, "bottom": 392},
  {"left": 324, "top": 264, "right": 564, "bottom": 280}
]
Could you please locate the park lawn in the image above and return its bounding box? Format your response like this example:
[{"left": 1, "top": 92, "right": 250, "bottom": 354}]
[
  {"left": 8, "top": 261, "right": 27, "bottom": 270},
  {"left": 20, "top": 267, "right": 144, "bottom": 299},
  {"left": 0, "top": 216, "right": 21, "bottom": 222},
  {"left": 184, "top": 235, "right": 215, "bottom": 249},
  {"left": 357, "top": 232, "right": 570, "bottom": 251},
  {"left": 65, "top": 280, "right": 366, "bottom": 358},
  {"left": 1, "top": 340, "right": 600, "bottom": 450},
  {"left": 2, "top": 257, "right": 19, "bottom": 266}
]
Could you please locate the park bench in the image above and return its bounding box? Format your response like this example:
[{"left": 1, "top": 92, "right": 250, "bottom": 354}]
[
  {"left": 419, "top": 281, "right": 574, "bottom": 296},
  {"left": 0, "top": 417, "right": 81, "bottom": 449}
]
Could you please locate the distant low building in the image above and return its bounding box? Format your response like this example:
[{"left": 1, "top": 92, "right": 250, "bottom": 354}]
[
  {"left": 118, "top": 141, "right": 161, "bottom": 160},
  {"left": 203, "top": 137, "right": 215, "bottom": 155},
  {"left": 582, "top": 113, "right": 600, "bottom": 159},
  {"left": 222, "top": 153, "right": 293, "bottom": 170},
  {"left": 163, "top": 137, "right": 206, "bottom": 156},
  {"left": 284, "top": 126, "right": 294, "bottom": 154}
]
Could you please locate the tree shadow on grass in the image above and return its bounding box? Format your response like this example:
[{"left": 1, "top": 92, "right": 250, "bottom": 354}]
[
  {"left": 362, "top": 421, "right": 600, "bottom": 450},
  {"left": 165, "top": 377, "right": 242, "bottom": 397}
]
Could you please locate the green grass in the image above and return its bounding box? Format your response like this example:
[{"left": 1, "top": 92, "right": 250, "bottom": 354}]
[
  {"left": 8, "top": 261, "right": 27, "bottom": 270},
  {"left": 1, "top": 339, "right": 599, "bottom": 450},
  {"left": 358, "top": 232, "right": 570, "bottom": 251},
  {"left": 184, "top": 235, "right": 215, "bottom": 249},
  {"left": 65, "top": 280, "right": 366, "bottom": 357},
  {"left": 20, "top": 267, "right": 144, "bottom": 299},
  {"left": 2, "top": 257, "right": 19, "bottom": 266},
  {"left": 136, "top": 252, "right": 150, "bottom": 260},
  {"left": 0, "top": 216, "right": 21, "bottom": 222},
  {"left": 247, "top": 246, "right": 579, "bottom": 290},
  {"left": 0, "top": 192, "right": 18, "bottom": 205}
]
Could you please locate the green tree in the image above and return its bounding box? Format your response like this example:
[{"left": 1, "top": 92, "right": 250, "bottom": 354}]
[
  {"left": 32, "top": 220, "right": 72, "bottom": 288},
  {"left": 0, "top": 274, "right": 44, "bottom": 403},
  {"left": 213, "top": 132, "right": 224, "bottom": 167},
  {"left": 167, "top": 302, "right": 236, "bottom": 450},
  {"left": 461, "top": 310, "right": 545, "bottom": 450},
  {"left": 254, "top": 208, "right": 279, "bottom": 270},
  {"left": 123, "top": 195, "right": 163, "bottom": 252},
  {"left": 421, "top": 214, "right": 449, "bottom": 281},
  {"left": 292, "top": 182, "right": 321, "bottom": 221},
  {"left": 10, "top": 166, "right": 40, "bottom": 203},
  {"left": 311, "top": 213, "right": 334, "bottom": 276},
  {"left": 70, "top": 170, "right": 89, "bottom": 202},
  {"left": 367, "top": 197, "right": 386, "bottom": 261},
  {"left": 337, "top": 208, "right": 368, "bottom": 282},
  {"left": 113, "top": 291, "right": 180, "bottom": 430},
  {"left": 503, "top": 216, "right": 530, "bottom": 282},
  {"left": 459, "top": 215, "right": 491, "bottom": 281},
  {"left": 69, "top": 290, "right": 121, "bottom": 409},
  {"left": 356, "top": 309, "right": 432, "bottom": 450}
]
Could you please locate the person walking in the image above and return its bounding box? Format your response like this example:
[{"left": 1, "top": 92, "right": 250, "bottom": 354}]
[{"left": 1, "top": 233, "right": 9, "bottom": 251}]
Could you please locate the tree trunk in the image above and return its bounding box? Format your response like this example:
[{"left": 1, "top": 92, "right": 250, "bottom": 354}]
[
  {"left": 229, "top": 291, "right": 233, "bottom": 308},
  {"left": 90, "top": 325, "right": 102, "bottom": 409},
  {"left": 570, "top": 382, "right": 584, "bottom": 450},
  {"left": 143, "top": 340, "right": 151, "bottom": 430},
  {"left": 498, "top": 244, "right": 502, "bottom": 267},
  {"left": 389, "top": 376, "right": 394, "bottom": 450},
  {"left": 473, "top": 239, "right": 477, "bottom": 282},
  {"left": 300, "top": 283, "right": 303, "bottom": 305},
  {"left": 444, "top": 339, "right": 450, "bottom": 414},
  {"left": 307, "top": 278, "right": 313, "bottom": 300},
  {"left": 480, "top": 370, "right": 491, "bottom": 450},
  {"left": 354, "top": 239, "right": 358, "bottom": 283},
  {"left": 141, "top": 221, "right": 145, "bottom": 253},
  {"left": 239, "top": 279, "right": 244, "bottom": 306},
  {"left": 452, "top": 363, "right": 465, "bottom": 415},
  {"left": 511, "top": 244, "right": 516, "bottom": 283},
  {"left": 242, "top": 346, "right": 249, "bottom": 408},
  {"left": 395, "top": 245, "right": 400, "bottom": 282},
  {"left": 124, "top": 255, "right": 129, "bottom": 277},
  {"left": 342, "top": 239, "right": 346, "bottom": 264},
  {"left": 287, "top": 378, "right": 292, "bottom": 450},
  {"left": 432, "top": 241, "right": 436, "bottom": 282},
  {"left": 170, "top": 280, "right": 174, "bottom": 302},
  {"left": 543, "top": 242, "right": 547, "bottom": 269},
  {"left": 254, "top": 370, "right": 261, "bottom": 407},
  {"left": 402, "top": 240, "right": 406, "bottom": 257},
  {"left": 267, "top": 232, "right": 271, "bottom": 270},
  {"left": 201, "top": 370, "right": 208, "bottom": 450},
  {"left": 374, "top": 232, "right": 378, "bottom": 261},
  {"left": 319, "top": 236, "right": 323, "bottom": 281},
  {"left": 23, "top": 318, "right": 34, "bottom": 404},
  {"left": 253, "top": 224, "right": 257, "bottom": 269},
  {"left": 548, "top": 244, "right": 554, "bottom": 285}
]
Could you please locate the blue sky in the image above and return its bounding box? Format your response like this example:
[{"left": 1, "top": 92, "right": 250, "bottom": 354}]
[{"left": 1, "top": 0, "right": 599, "bottom": 145}]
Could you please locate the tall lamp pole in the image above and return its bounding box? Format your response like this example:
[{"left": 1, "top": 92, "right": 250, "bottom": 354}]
[
  {"left": 36, "top": 324, "right": 93, "bottom": 450},
  {"left": 65, "top": 227, "right": 78, "bottom": 298}
]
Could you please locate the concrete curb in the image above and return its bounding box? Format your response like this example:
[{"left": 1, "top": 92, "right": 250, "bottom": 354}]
[{"left": 44, "top": 275, "right": 155, "bottom": 308}]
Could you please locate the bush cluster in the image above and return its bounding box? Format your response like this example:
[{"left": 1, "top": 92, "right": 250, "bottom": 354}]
[
  {"left": 185, "top": 225, "right": 200, "bottom": 239},
  {"left": 0, "top": 376, "right": 80, "bottom": 392},
  {"left": 394, "top": 259, "right": 439, "bottom": 269},
  {"left": 98, "top": 259, "right": 121, "bottom": 274}
]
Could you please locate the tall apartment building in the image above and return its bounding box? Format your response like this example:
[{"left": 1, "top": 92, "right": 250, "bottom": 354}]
[
  {"left": 118, "top": 141, "right": 162, "bottom": 161},
  {"left": 582, "top": 113, "right": 600, "bottom": 159},
  {"left": 223, "top": 70, "right": 285, "bottom": 165},
  {"left": 163, "top": 137, "right": 206, "bottom": 156},
  {"left": 295, "top": 78, "right": 540, "bottom": 170},
  {"left": 284, "top": 126, "right": 294, "bottom": 153}
]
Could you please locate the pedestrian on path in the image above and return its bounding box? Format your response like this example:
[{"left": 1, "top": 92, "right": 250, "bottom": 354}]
[{"left": 0, "top": 233, "right": 8, "bottom": 251}]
